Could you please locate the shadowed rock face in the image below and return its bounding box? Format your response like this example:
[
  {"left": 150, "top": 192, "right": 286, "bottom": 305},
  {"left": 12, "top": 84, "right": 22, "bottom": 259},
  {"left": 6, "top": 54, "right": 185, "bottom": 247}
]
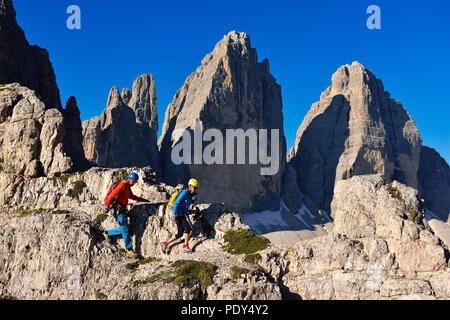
[
  {"left": 0, "top": 0, "right": 61, "bottom": 110},
  {"left": 418, "top": 146, "right": 450, "bottom": 222},
  {"left": 62, "top": 97, "right": 90, "bottom": 172},
  {"left": 289, "top": 62, "right": 422, "bottom": 214},
  {"left": 158, "top": 31, "right": 286, "bottom": 213},
  {"left": 82, "top": 74, "right": 160, "bottom": 172}
]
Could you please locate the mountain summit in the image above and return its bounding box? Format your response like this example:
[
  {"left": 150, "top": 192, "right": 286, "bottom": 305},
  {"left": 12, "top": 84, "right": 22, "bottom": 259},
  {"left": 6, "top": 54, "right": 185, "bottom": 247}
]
[
  {"left": 158, "top": 31, "right": 286, "bottom": 212},
  {"left": 288, "top": 61, "right": 422, "bottom": 214}
]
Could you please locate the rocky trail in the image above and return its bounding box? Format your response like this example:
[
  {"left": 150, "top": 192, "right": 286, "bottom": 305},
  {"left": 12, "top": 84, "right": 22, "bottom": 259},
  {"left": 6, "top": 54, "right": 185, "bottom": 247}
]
[{"left": 0, "top": 167, "right": 449, "bottom": 300}]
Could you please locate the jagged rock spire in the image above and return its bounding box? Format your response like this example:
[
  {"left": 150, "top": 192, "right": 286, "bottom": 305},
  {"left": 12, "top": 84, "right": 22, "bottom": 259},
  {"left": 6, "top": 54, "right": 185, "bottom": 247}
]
[
  {"left": 82, "top": 74, "right": 160, "bottom": 171},
  {"left": 158, "top": 31, "right": 286, "bottom": 213}
]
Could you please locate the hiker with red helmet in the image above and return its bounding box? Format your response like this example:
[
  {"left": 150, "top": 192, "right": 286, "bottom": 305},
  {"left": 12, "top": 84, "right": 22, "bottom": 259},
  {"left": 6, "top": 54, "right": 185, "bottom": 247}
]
[{"left": 103, "top": 172, "right": 149, "bottom": 257}]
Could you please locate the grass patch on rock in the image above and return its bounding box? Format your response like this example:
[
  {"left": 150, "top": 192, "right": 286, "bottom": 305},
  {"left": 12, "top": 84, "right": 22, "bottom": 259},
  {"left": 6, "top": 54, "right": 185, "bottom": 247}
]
[
  {"left": 385, "top": 181, "right": 423, "bottom": 224},
  {"left": 171, "top": 260, "right": 217, "bottom": 289},
  {"left": 229, "top": 265, "right": 250, "bottom": 281},
  {"left": 132, "top": 270, "right": 172, "bottom": 285},
  {"left": 114, "top": 169, "right": 129, "bottom": 182},
  {"left": 223, "top": 229, "right": 269, "bottom": 255},
  {"left": 16, "top": 207, "right": 30, "bottom": 217},
  {"left": 0, "top": 86, "right": 11, "bottom": 93},
  {"left": 51, "top": 172, "right": 81, "bottom": 185},
  {"left": 385, "top": 182, "right": 404, "bottom": 203},
  {"left": 406, "top": 205, "right": 423, "bottom": 224},
  {"left": 126, "top": 257, "right": 160, "bottom": 271},
  {"left": 94, "top": 289, "right": 107, "bottom": 300},
  {"left": 95, "top": 214, "right": 108, "bottom": 225},
  {"left": 244, "top": 253, "right": 261, "bottom": 264},
  {"left": 131, "top": 260, "right": 217, "bottom": 290},
  {"left": 69, "top": 180, "right": 87, "bottom": 199}
]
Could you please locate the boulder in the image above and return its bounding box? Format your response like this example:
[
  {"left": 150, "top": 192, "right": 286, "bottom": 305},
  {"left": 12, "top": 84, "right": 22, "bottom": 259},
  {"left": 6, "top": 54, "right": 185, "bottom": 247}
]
[{"left": 331, "top": 174, "right": 447, "bottom": 272}]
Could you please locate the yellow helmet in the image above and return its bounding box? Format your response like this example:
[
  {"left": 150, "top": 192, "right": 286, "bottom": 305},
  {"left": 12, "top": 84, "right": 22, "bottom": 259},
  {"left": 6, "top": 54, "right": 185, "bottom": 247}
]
[{"left": 188, "top": 178, "right": 199, "bottom": 188}]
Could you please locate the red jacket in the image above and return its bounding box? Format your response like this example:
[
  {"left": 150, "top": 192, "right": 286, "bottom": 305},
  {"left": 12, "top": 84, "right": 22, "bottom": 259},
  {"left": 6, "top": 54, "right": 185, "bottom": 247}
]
[{"left": 105, "top": 181, "right": 141, "bottom": 207}]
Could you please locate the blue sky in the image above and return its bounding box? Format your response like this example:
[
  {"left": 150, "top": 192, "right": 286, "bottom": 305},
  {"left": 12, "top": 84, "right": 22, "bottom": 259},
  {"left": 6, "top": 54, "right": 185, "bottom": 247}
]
[{"left": 13, "top": 0, "right": 450, "bottom": 163}]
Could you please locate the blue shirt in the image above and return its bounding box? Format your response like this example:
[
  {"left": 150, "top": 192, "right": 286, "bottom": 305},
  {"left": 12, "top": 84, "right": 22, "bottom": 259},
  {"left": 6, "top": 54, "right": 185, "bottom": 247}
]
[{"left": 172, "top": 189, "right": 197, "bottom": 217}]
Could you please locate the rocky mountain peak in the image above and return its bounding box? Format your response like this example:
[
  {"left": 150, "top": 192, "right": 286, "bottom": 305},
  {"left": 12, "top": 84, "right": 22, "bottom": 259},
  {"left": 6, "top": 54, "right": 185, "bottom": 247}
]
[
  {"left": 328, "top": 61, "right": 380, "bottom": 97},
  {"left": 217, "top": 31, "right": 251, "bottom": 52},
  {"left": 121, "top": 88, "right": 132, "bottom": 105},
  {"left": 106, "top": 87, "right": 122, "bottom": 109},
  {"left": 65, "top": 96, "right": 77, "bottom": 110},
  {"left": 158, "top": 31, "right": 286, "bottom": 213},
  {"left": 289, "top": 62, "right": 422, "bottom": 215},
  {"left": 0, "top": 0, "right": 61, "bottom": 110},
  {"left": 128, "top": 73, "right": 158, "bottom": 131}
]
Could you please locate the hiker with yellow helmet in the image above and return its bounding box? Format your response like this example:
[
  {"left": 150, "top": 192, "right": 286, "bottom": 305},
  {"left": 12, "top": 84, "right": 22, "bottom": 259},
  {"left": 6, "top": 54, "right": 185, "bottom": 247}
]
[{"left": 161, "top": 178, "right": 199, "bottom": 254}]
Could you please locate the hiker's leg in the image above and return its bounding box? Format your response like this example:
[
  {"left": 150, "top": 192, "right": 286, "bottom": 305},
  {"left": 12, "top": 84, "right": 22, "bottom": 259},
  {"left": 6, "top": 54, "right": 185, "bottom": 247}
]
[
  {"left": 108, "top": 221, "right": 122, "bottom": 237},
  {"left": 173, "top": 219, "right": 184, "bottom": 240},
  {"left": 182, "top": 217, "right": 191, "bottom": 246},
  {"left": 165, "top": 219, "right": 183, "bottom": 246},
  {"left": 117, "top": 213, "right": 132, "bottom": 250},
  {"left": 184, "top": 233, "right": 190, "bottom": 246},
  {"left": 107, "top": 208, "right": 121, "bottom": 237},
  {"left": 167, "top": 236, "right": 178, "bottom": 245}
]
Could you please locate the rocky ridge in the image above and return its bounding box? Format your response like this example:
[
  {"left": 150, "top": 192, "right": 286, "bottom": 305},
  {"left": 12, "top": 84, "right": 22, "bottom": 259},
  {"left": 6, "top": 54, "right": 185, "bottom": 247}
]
[{"left": 0, "top": 168, "right": 448, "bottom": 300}]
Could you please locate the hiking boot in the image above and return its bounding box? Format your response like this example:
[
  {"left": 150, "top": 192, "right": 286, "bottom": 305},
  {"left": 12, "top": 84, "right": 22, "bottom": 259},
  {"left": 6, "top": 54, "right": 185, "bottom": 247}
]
[
  {"left": 160, "top": 242, "right": 168, "bottom": 255},
  {"left": 103, "top": 231, "right": 110, "bottom": 242},
  {"left": 127, "top": 248, "right": 138, "bottom": 257},
  {"left": 183, "top": 245, "right": 191, "bottom": 253}
]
